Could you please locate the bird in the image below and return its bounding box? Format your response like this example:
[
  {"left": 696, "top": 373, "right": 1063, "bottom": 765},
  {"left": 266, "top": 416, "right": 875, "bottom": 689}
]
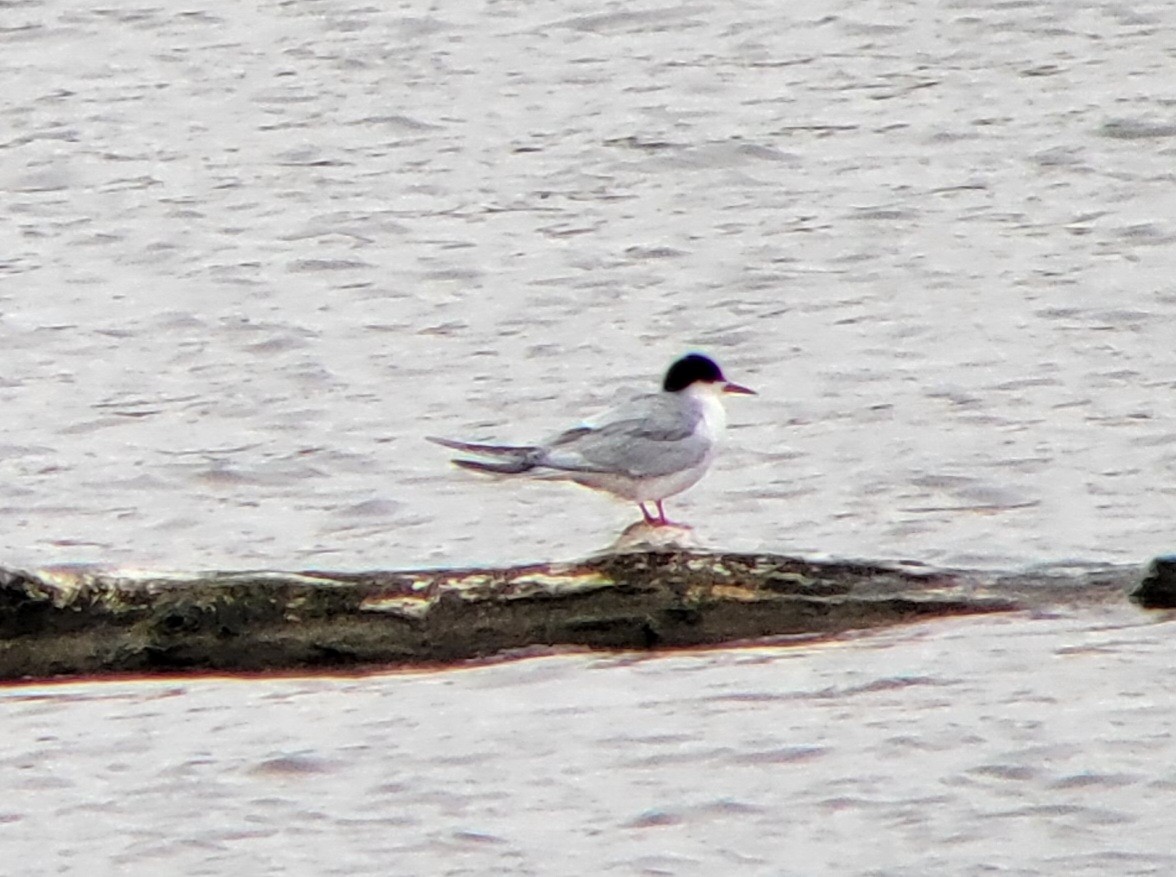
[{"left": 427, "top": 353, "right": 754, "bottom": 526}]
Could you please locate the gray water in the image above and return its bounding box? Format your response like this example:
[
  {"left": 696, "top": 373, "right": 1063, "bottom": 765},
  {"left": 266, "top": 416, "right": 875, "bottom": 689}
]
[
  {"left": 7, "top": 608, "right": 1176, "bottom": 876},
  {"left": 3, "top": 0, "right": 1176, "bottom": 872},
  {"left": 3, "top": 0, "right": 1175, "bottom": 572}
]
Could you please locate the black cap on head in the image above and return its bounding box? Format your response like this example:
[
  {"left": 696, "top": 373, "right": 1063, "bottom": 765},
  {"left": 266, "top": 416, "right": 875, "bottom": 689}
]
[{"left": 663, "top": 353, "right": 725, "bottom": 392}]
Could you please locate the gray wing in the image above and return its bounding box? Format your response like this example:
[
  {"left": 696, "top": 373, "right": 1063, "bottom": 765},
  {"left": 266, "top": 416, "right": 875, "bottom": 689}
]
[{"left": 537, "top": 393, "right": 708, "bottom": 478}]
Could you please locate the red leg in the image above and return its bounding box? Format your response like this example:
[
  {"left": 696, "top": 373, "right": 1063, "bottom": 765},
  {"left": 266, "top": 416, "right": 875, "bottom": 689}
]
[
  {"left": 639, "top": 502, "right": 657, "bottom": 524},
  {"left": 655, "top": 499, "right": 669, "bottom": 526}
]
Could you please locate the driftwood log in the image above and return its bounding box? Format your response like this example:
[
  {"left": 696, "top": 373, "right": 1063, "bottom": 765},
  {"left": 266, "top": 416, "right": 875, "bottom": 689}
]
[
  {"left": 1132, "top": 555, "right": 1176, "bottom": 608},
  {"left": 0, "top": 550, "right": 1151, "bottom": 681}
]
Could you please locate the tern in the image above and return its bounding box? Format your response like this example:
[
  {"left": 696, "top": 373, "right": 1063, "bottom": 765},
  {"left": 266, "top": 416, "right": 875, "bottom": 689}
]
[{"left": 428, "top": 353, "right": 754, "bottom": 526}]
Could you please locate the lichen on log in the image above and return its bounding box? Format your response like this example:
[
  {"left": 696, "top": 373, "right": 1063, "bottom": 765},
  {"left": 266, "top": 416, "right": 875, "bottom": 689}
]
[{"left": 0, "top": 551, "right": 1143, "bottom": 681}]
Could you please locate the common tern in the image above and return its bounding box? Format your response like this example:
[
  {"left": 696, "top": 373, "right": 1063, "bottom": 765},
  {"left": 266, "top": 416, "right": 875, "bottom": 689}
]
[{"left": 428, "top": 353, "right": 754, "bottom": 526}]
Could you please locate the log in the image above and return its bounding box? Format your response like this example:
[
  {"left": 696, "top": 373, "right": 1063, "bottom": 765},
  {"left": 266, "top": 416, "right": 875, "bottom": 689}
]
[
  {"left": 1131, "top": 555, "right": 1176, "bottom": 608},
  {"left": 0, "top": 550, "right": 1142, "bottom": 681}
]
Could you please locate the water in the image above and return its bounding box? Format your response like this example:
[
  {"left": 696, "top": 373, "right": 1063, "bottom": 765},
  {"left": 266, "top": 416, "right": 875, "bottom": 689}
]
[
  {"left": 5, "top": 608, "right": 1175, "bottom": 876},
  {"left": 2, "top": 0, "right": 1175, "bottom": 573},
  {"left": 3, "top": 0, "right": 1176, "bottom": 872}
]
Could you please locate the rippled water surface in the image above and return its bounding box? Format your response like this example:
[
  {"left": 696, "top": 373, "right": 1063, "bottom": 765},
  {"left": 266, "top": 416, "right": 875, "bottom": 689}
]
[
  {"left": 4, "top": 1, "right": 1176, "bottom": 872},
  {"left": 3, "top": 0, "right": 1176, "bottom": 572},
  {"left": 6, "top": 609, "right": 1176, "bottom": 876}
]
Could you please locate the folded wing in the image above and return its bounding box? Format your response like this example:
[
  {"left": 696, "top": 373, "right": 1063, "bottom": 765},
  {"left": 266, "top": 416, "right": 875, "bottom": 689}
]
[{"left": 538, "top": 394, "right": 707, "bottom": 478}]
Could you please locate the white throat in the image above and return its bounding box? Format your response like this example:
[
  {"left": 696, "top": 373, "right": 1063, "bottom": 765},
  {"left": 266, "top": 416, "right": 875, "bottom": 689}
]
[{"left": 682, "top": 383, "right": 728, "bottom": 440}]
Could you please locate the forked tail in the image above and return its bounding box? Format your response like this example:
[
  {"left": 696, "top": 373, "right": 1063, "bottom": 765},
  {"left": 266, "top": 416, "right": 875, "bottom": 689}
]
[{"left": 426, "top": 436, "right": 539, "bottom": 475}]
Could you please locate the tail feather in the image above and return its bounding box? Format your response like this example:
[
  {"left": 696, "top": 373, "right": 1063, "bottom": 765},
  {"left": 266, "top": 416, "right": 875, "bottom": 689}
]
[
  {"left": 427, "top": 435, "right": 539, "bottom": 475},
  {"left": 452, "top": 457, "right": 535, "bottom": 475},
  {"left": 426, "top": 435, "right": 538, "bottom": 458}
]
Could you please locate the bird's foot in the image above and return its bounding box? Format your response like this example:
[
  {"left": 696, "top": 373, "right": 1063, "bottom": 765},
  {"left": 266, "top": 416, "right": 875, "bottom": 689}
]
[
  {"left": 611, "top": 518, "right": 697, "bottom": 552},
  {"left": 643, "top": 514, "right": 690, "bottom": 529},
  {"left": 645, "top": 500, "right": 689, "bottom": 529}
]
